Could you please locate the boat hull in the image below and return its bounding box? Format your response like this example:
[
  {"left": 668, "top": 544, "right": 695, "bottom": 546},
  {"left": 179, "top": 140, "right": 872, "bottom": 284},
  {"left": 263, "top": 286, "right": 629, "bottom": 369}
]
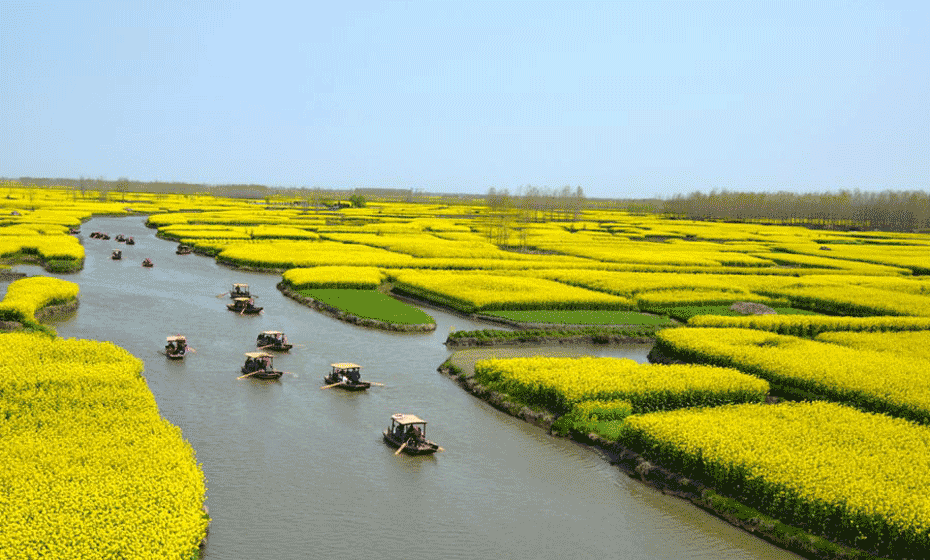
[
  {"left": 227, "top": 304, "right": 263, "bottom": 313},
  {"left": 323, "top": 376, "right": 370, "bottom": 391},
  {"left": 382, "top": 431, "right": 439, "bottom": 455},
  {"left": 240, "top": 368, "right": 283, "bottom": 380}
]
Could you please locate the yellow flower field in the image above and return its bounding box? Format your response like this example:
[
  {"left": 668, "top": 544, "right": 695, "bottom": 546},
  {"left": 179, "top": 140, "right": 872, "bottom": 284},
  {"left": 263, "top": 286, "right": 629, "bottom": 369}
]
[
  {"left": 622, "top": 402, "right": 930, "bottom": 556},
  {"left": 0, "top": 276, "right": 79, "bottom": 324},
  {"left": 655, "top": 327, "right": 930, "bottom": 423},
  {"left": 0, "top": 333, "right": 208, "bottom": 559},
  {"left": 473, "top": 356, "right": 768, "bottom": 414}
]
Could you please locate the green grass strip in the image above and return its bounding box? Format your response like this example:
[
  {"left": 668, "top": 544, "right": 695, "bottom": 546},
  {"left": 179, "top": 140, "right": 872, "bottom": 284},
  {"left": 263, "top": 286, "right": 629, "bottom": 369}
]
[
  {"left": 301, "top": 288, "right": 435, "bottom": 325},
  {"left": 481, "top": 309, "right": 672, "bottom": 326}
]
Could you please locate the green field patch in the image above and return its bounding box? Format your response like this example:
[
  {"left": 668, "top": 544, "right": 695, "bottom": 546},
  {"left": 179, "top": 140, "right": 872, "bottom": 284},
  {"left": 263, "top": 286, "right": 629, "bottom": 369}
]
[
  {"left": 660, "top": 305, "right": 819, "bottom": 322},
  {"left": 300, "top": 288, "right": 434, "bottom": 325},
  {"left": 481, "top": 309, "right": 671, "bottom": 326}
]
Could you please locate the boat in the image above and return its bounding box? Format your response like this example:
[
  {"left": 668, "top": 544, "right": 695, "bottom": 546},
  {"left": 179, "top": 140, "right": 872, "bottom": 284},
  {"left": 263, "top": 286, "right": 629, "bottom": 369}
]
[
  {"left": 240, "top": 352, "right": 283, "bottom": 380},
  {"left": 383, "top": 414, "right": 441, "bottom": 455},
  {"left": 176, "top": 243, "right": 193, "bottom": 255},
  {"left": 257, "top": 330, "right": 293, "bottom": 351},
  {"left": 228, "top": 297, "right": 262, "bottom": 314},
  {"left": 111, "top": 249, "right": 122, "bottom": 260},
  {"left": 142, "top": 258, "right": 154, "bottom": 267},
  {"left": 165, "top": 335, "right": 188, "bottom": 359},
  {"left": 69, "top": 227, "right": 80, "bottom": 234},
  {"left": 230, "top": 283, "right": 251, "bottom": 299},
  {"left": 323, "top": 362, "right": 370, "bottom": 391},
  {"left": 126, "top": 237, "right": 135, "bottom": 245},
  {"left": 115, "top": 234, "right": 126, "bottom": 242}
]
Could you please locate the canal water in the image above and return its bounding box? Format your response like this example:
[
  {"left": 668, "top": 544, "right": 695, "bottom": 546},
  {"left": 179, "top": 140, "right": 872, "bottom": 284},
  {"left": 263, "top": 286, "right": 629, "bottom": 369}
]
[{"left": 16, "top": 216, "right": 799, "bottom": 559}]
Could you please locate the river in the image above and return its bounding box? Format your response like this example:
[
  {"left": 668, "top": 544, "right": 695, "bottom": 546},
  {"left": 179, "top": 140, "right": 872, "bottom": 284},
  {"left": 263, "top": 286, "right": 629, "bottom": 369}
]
[{"left": 11, "top": 216, "right": 799, "bottom": 560}]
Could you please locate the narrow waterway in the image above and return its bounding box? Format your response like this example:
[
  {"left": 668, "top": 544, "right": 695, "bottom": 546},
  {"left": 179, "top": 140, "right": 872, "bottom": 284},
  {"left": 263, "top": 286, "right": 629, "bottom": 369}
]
[{"left": 16, "top": 216, "right": 799, "bottom": 560}]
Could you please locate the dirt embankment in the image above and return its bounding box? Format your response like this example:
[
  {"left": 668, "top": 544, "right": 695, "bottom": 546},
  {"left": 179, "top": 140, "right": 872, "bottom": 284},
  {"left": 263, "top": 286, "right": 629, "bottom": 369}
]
[
  {"left": 277, "top": 282, "right": 436, "bottom": 333},
  {"left": 0, "top": 299, "right": 80, "bottom": 332}
]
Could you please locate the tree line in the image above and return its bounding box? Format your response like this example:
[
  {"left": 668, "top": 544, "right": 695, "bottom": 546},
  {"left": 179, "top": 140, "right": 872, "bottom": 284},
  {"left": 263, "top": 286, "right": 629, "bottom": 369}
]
[{"left": 659, "top": 190, "right": 930, "bottom": 232}]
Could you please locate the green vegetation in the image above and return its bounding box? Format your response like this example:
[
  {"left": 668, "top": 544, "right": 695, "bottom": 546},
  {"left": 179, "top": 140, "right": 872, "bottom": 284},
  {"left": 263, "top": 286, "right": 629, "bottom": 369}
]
[
  {"left": 300, "top": 288, "right": 435, "bottom": 325},
  {"left": 480, "top": 309, "right": 672, "bottom": 326},
  {"left": 446, "top": 326, "right": 666, "bottom": 344},
  {"left": 659, "top": 305, "right": 820, "bottom": 322}
]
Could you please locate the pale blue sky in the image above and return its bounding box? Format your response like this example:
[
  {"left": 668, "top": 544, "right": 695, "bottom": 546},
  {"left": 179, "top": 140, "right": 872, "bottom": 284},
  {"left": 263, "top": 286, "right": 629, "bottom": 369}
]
[{"left": 2, "top": 1, "right": 927, "bottom": 199}]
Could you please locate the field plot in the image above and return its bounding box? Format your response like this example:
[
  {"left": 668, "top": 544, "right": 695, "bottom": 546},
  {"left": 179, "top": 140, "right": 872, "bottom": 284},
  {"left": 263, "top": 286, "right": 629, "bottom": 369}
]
[
  {"left": 655, "top": 327, "right": 930, "bottom": 423},
  {"left": 390, "top": 269, "right": 633, "bottom": 313},
  {"left": 473, "top": 356, "right": 768, "bottom": 415},
  {"left": 0, "top": 333, "right": 208, "bottom": 558},
  {"left": 622, "top": 402, "right": 930, "bottom": 558},
  {"left": 0, "top": 276, "right": 78, "bottom": 326}
]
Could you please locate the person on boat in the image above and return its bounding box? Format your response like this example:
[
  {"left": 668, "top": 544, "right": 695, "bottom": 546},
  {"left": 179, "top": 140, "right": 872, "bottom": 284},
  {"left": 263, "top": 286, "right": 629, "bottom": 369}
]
[
  {"left": 166, "top": 341, "right": 175, "bottom": 353},
  {"left": 234, "top": 285, "right": 242, "bottom": 295}
]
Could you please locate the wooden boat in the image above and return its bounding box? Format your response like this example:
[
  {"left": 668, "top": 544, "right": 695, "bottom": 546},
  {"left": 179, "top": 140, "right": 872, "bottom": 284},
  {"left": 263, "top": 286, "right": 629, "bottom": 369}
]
[
  {"left": 111, "top": 250, "right": 122, "bottom": 260},
  {"left": 240, "top": 352, "right": 283, "bottom": 380},
  {"left": 228, "top": 297, "right": 262, "bottom": 314},
  {"left": 115, "top": 234, "right": 126, "bottom": 242},
  {"left": 230, "top": 283, "right": 251, "bottom": 299},
  {"left": 323, "top": 362, "right": 370, "bottom": 391},
  {"left": 142, "top": 258, "right": 154, "bottom": 267},
  {"left": 176, "top": 244, "right": 193, "bottom": 255},
  {"left": 383, "top": 414, "right": 440, "bottom": 455},
  {"left": 69, "top": 227, "right": 80, "bottom": 234},
  {"left": 257, "top": 330, "right": 292, "bottom": 351},
  {"left": 125, "top": 237, "right": 135, "bottom": 245},
  {"left": 165, "top": 335, "right": 188, "bottom": 359}
]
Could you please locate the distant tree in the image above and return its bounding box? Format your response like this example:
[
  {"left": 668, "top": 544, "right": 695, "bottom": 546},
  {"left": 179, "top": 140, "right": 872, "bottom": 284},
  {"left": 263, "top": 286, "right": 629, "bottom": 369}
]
[{"left": 349, "top": 194, "right": 366, "bottom": 208}]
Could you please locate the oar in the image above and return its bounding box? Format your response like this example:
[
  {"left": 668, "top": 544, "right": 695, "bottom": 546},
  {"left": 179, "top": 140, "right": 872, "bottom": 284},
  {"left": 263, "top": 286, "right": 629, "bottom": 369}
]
[
  {"left": 394, "top": 440, "right": 409, "bottom": 456},
  {"left": 320, "top": 382, "right": 342, "bottom": 389},
  {"left": 215, "top": 291, "right": 229, "bottom": 298},
  {"left": 362, "top": 381, "right": 385, "bottom": 386},
  {"left": 237, "top": 371, "right": 261, "bottom": 380},
  {"left": 436, "top": 446, "right": 445, "bottom": 452}
]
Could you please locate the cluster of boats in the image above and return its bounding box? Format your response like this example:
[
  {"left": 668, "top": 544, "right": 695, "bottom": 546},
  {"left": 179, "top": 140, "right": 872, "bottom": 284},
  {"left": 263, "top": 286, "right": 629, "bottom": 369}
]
[
  {"left": 177, "top": 283, "right": 442, "bottom": 455},
  {"left": 225, "top": 283, "right": 263, "bottom": 314}
]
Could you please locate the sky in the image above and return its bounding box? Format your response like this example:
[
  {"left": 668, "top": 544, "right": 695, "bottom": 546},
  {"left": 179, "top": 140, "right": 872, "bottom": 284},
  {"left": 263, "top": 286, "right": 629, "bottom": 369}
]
[{"left": 1, "top": 1, "right": 928, "bottom": 199}]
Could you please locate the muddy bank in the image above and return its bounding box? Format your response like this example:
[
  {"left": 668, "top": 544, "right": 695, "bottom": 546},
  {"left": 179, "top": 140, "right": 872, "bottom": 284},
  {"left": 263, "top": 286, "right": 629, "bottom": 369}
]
[
  {"left": 277, "top": 283, "right": 436, "bottom": 333},
  {"left": 0, "top": 299, "right": 80, "bottom": 332},
  {"left": 438, "top": 352, "right": 877, "bottom": 560},
  {"left": 0, "top": 270, "right": 27, "bottom": 281},
  {"left": 447, "top": 332, "right": 655, "bottom": 348}
]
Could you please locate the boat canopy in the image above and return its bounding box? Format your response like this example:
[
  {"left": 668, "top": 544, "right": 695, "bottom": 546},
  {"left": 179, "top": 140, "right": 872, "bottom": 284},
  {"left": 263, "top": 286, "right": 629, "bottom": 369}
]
[
  {"left": 245, "top": 352, "right": 273, "bottom": 359},
  {"left": 232, "top": 297, "right": 252, "bottom": 302},
  {"left": 262, "top": 330, "right": 284, "bottom": 336},
  {"left": 166, "top": 335, "right": 186, "bottom": 342},
  {"left": 233, "top": 283, "right": 249, "bottom": 289},
  {"left": 331, "top": 362, "right": 361, "bottom": 370},
  {"left": 390, "top": 413, "right": 426, "bottom": 426}
]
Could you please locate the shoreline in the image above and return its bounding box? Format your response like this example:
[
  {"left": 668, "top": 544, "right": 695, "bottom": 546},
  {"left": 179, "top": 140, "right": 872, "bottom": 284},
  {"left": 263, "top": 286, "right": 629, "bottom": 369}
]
[
  {"left": 276, "top": 282, "right": 436, "bottom": 333},
  {"left": 436, "top": 354, "right": 879, "bottom": 560},
  {"left": 0, "top": 298, "right": 80, "bottom": 332}
]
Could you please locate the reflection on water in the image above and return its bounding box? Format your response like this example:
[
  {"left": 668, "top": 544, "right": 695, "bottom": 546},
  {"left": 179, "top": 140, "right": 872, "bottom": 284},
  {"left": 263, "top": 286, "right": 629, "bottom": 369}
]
[{"left": 11, "top": 216, "right": 799, "bottom": 560}]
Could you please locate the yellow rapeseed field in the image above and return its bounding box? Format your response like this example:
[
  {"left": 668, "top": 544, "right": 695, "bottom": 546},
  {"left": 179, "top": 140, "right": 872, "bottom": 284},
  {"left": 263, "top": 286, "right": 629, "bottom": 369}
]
[
  {"left": 0, "top": 333, "right": 208, "bottom": 559},
  {"left": 622, "top": 402, "right": 930, "bottom": 556},
  {"left": 473, "top": 356, "right": 768, "bottom": 414}
]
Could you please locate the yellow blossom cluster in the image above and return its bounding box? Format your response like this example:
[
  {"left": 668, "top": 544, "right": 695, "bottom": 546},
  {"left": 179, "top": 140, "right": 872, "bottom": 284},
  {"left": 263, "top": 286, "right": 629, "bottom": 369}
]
[
  {"left": 816, "top": 330, "right": 930, "bottom": 361},
  {"left": 473, "top": 356, "right": 768, "bottom": 414},
  {"left": 687, "top": 313, "right": 930, "bottom": 337},
  {"left": 282, "top": 266, "right": 384, "bottom": 289},
  {"left": 390, "top": 270, "right": 632, "bottom": 313},
  {"left": 655, "top": 327, "right": 930, "bottom": 423},
  {"left": 622, "top": 402, "right": 930, "bottom": 556},
  {"left": 0, "top": 276, "right": 79, "bottom": 323},
  {"left": 0, "top": 333, "right": 208, "bottom": 559}
]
